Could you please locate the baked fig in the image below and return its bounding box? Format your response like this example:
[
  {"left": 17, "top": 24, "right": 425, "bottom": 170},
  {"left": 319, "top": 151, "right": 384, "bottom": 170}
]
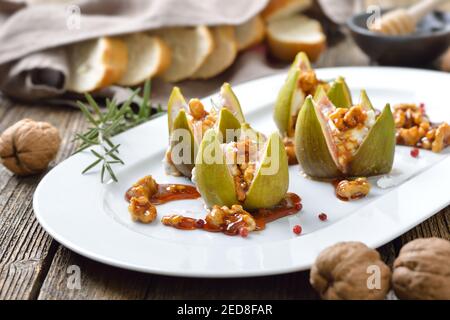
[
  {"left": 295, "top": 86, "right": 395, "bottom": 179},
  {"left": 165, "top": 83, "right": 245, "bottom": 177},
  {"left": 194, "top": 126, "right": 289, "bottom": 210},
  {"left": 273, "top": 52, "right": 352, "bottom": 137}
]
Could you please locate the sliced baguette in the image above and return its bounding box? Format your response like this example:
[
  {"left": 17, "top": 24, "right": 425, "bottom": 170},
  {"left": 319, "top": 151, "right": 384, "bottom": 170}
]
[
  {"left": 191, "top": 26, "right": 237, "bottom": 79},
  {"left": 261, "top": 0, "right": 312, "bottom": 22},
  {"left": 67, "top": 37, "right": 128, "bottom": 93},
  {"left": 150, "top": 26, "right": 213, "bottom": 82},
  {"left": 235, "top": 15, "right": 266, "bottom": 51},
  {"left": 267, "top": 15, "right": 326, "bottom": 62},
  {"left": 117, "top": 33, "right": 171, "bottom": 86}
]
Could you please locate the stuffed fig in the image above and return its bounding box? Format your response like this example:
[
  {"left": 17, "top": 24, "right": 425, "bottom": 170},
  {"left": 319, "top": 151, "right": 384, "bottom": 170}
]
[
  {"left": 273, "top": 52, "right": 353, "bottom": 138},
  {"left": 165, "top": 83, "right": 245, "bottom": 177},
  {"left": 195, "top": 125, "right": 289, "bottom": 210},
  {"left": 294, "top": 87, "right": 395, "bottom": 179}
]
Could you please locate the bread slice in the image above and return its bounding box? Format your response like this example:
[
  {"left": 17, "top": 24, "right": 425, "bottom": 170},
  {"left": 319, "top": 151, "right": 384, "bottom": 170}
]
[
  {"left": 267, "top": 15, "right": 326, "bottom": 62},
  {"left": 117, "top": 33, "right": 171, "bottom": 86},
  {"left": 191, "top": 26, "right": 237, "bottom": 79},
  {"left": 150, "top": 26, "right": 213, "bottom": 82},
  {"left": 261, "top": 0, "right": 312, "bottom": 22},
  {"left": 67, "top": 37, "right": 128, "bottom": 93},
  {"left": 235, "top": 15, "right": 266, "bottom": 51}
]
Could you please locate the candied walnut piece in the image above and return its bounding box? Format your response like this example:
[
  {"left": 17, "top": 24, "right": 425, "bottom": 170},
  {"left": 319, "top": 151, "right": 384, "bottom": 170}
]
[
  {"left": 329, "top": 108, "right": 348, "bottom": 131},
  {"left": 431, "top": 122, "right": 450, "bottom": 153},
  {"left": 336, "top": 178, "right": 371, "bottom": 201},
  {"left": 393, "top": 103, "right": 448, "bottom": 153},
  {"left": 161, "top": 215, "right": 197, "bottom": 230},
  {"left": 128, "top": 196, "right": 157, "bottom": 224},
  {"left": 394, "top": 109, "right": 406, "bottom": 128},
  {"left": 310, "top": 242, "right": 391, "bottom": 300},
  {"left": 283, "top": 137, "right": 298, "bottom": 165},
  {"left": 188, "top": 98, "right": 206, "bottom": 120},
  {"left": 298, "top": 70, "right": 319, "bottom": 95},
  {"left": 228, "top": 139, "right": 258, "bottom": 202},
  {"left": 127, "top": 175, "right": 158, "bottom": 199},
  {"left": 205, "top": 204, "right": 256, "bottom": 232},
  {"left": 343, "top": 105, "right": 367, "bottom": 128},
  {"left": 392, "top": 237, "right": 450, "bottom": 300},
  {"left": 206, "top": 205, "right": 227, "bottom": 227},
  {"left": 397, "top": 127, "right": 421, "bottom": 146},
  {"left": 330, "top": 106, "right": 368, "bottom": 131}
]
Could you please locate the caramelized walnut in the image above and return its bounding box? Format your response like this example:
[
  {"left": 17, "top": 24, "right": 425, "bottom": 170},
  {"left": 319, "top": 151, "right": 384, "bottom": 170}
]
[
  {"left": 329, "top": 108, "right": 348, "bottom": 130},
  {"left": 188, "top": 98, "right": 206, "bottom": 120},
  {"left": 283, "top": 137, "right": 298, "bottom": 165},
  {"left": 128, "top": 196, "right": 157, "bottom": 223},
  {"left": 228, "top": 139, "right": 258, "bottom": 202},
  {"left": 393, "top": 103, "right": 448, "bottom": 153},
  {"left": 206, "top": 205, "right": 256, "bottom": 232},
  {"left": 127, "top": 175, "right": 158, "bottom": 199},
  {"left": 343, "top": 105, "right": 367, "bottom": 128},
  {"left": 330, "top": 106, "right": 367, "bottom": 131},
  {"left": 432, "top": 122, "right": 450, "bottom": 153},
  {"left": 336, "top": 178, "right": 371, "bottom": 201},
  {"left": 298, "top": 70, "right": 319, "bottom": 96}
]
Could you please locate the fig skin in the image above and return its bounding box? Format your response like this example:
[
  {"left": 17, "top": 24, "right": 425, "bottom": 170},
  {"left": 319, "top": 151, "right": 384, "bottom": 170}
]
[
  {"left": 294, "top": 89, "right": 395, "bottom": 179},
  {"left": 273, "top": 52, "right": 310, "bottom": 137},
  {"left": 392, "top": 237, "right": 450, "bottom": 300},
  {"left": 195, "top": 129, "right": 289, "bottom": 210},
  {"left": 327, "top": 76, "right": 353, "bottom": 109}
]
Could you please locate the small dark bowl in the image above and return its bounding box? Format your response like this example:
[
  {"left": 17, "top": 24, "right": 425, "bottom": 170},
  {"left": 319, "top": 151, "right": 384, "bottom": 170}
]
[{"left": 348, "top": 10, "right": 450, "bottom": 66}]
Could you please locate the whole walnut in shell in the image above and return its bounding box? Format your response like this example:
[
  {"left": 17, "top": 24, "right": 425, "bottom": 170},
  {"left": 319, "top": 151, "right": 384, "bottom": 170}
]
[
  {"left": 392, "top": 237, "right": 450, "bottom": 300},
  {"left": 0, "top": 119, "right": 61, "bottom": 175},
  {"left": 310, "top": 242, "right": 391, "bottom": 300}
]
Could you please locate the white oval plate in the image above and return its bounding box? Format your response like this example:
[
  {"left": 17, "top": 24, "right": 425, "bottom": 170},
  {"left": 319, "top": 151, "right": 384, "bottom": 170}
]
[{"left": 34, "top": 67, "right": 450, "bottom": 278}]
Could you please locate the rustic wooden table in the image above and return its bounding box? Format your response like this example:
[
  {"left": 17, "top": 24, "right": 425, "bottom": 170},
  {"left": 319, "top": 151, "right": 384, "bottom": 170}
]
[{"left": 0, "top": 35, "right": 448, "bottom": 300}]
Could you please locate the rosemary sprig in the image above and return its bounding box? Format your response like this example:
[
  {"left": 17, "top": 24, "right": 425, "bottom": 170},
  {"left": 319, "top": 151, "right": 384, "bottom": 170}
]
[{"left": 74, "top": 80, "right": 163, "bottom": 183}]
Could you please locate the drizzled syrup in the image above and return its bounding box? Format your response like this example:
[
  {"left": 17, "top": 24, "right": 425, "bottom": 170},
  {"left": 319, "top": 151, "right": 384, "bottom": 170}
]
[
  {"left": 161, "top": 192, "right": 302, "bottom": 236},
  {"left": 125, "top": 183, "right": 200, "bottom": 204}
]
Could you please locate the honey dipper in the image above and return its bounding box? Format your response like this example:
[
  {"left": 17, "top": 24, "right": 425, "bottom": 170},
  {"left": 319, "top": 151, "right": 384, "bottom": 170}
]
[{"left": 369, "top": 0, "right": 448, "bottom": 35}]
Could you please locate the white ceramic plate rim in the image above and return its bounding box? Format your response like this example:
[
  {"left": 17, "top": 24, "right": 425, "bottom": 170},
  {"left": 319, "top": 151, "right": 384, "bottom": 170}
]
[{"left": 33, "top": 67, "right": 450, "bottom": 278}]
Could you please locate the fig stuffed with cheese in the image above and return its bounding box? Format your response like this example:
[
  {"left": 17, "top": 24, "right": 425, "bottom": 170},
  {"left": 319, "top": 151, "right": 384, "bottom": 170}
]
[
  {"left": 195, "top": 124, "right": 289, "bottom": 210},
  {"left": 165, "top": 83, "right": 245, "bottom": 177},
  {"left": 273, "top": 51, "right": 353, "bottom": 138},
  {"left": 294, "top": 86, "right": 395, "bottom": 179}
]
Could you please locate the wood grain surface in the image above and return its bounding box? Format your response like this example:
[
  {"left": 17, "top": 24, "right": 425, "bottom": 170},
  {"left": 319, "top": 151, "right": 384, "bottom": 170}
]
[{"left": 0, "top": 35, "right": 448, "bottom": 300}]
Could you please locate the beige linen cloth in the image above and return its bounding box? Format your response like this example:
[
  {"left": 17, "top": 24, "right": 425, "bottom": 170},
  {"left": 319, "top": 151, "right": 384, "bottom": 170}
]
[
  {"left": 0, "top": 0, "right": 431, "bottom": 105},
  {"left": 0, "top": 0, "right": 277, "bottom": 103}
]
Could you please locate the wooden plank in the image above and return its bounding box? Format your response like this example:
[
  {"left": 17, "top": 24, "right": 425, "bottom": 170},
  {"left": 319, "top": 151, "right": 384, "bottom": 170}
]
[
  {"left": 38, "top": 247, "right": 150, "bottom": 300},
  {"left": 38, "top": 246, "right": 318, "bottom": 300},
  {"left": 0, "top": 100, "right": 85, "bottom": 299},
  {"left": 397, "top": 208, "right": 449, "bottom": 245}
]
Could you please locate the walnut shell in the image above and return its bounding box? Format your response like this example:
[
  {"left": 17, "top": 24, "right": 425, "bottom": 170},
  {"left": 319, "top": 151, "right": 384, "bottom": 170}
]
[
  {"left": 392, "top": 237, "right": 450, "bottom": 300},
  {"left": 0, "top": 119, "right": 61, "bottom": 175},
  {"left": 310, "top": 242, "right": 391, "bottom": 300}
]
